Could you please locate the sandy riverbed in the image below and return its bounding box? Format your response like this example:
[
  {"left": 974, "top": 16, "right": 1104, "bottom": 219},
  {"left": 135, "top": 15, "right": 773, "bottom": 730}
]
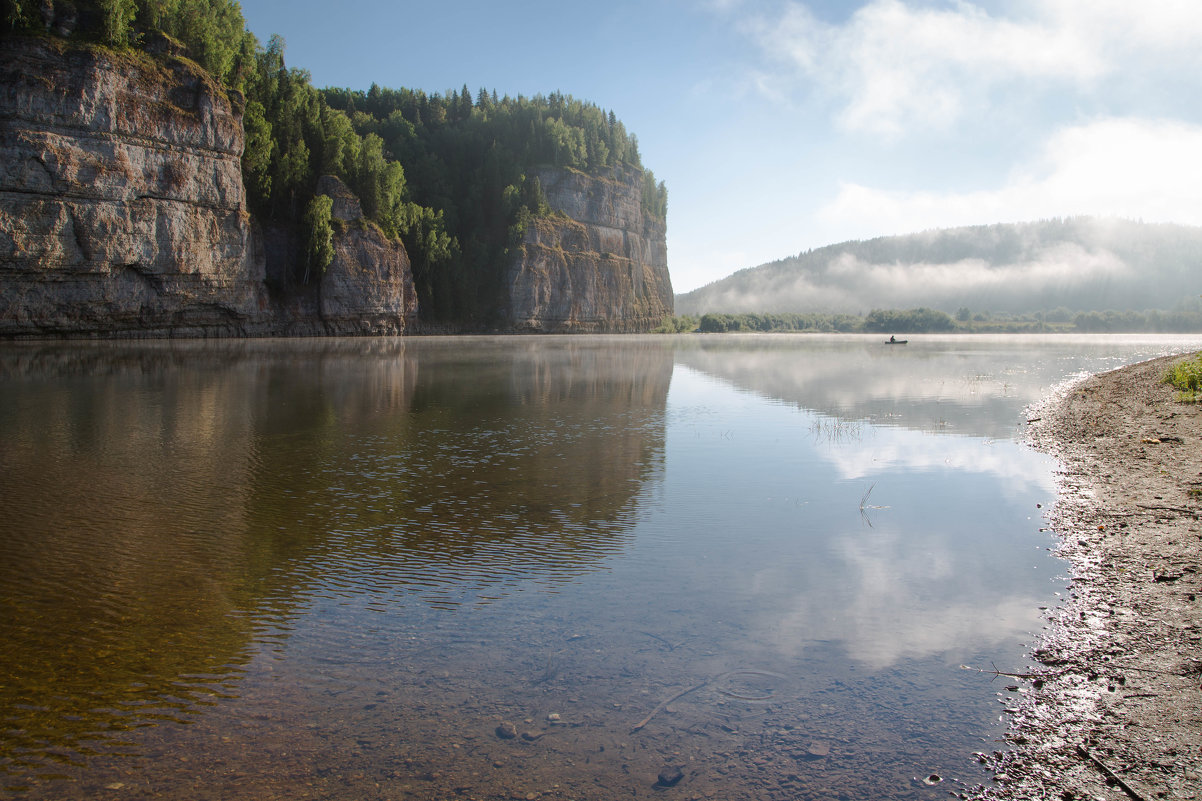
[{"left": 970, "top": 354, "right": 1202, "bottom": 800}]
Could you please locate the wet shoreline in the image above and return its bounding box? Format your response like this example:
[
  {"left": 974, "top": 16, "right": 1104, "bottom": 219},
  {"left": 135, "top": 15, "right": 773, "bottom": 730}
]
[{"left": 975, "top": 353, "right": 1202, "bottom": 800}]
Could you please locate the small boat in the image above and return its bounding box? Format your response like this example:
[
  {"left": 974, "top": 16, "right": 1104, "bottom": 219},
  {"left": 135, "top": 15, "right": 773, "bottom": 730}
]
[{"left": 886, "top": 337, "right": 908, "bottom": 345}]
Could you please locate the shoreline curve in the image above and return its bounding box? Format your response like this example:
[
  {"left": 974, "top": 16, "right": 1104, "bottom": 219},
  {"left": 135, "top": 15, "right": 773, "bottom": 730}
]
[{"left": 973, "top": 353, "right": 1202, "bottom": 800}]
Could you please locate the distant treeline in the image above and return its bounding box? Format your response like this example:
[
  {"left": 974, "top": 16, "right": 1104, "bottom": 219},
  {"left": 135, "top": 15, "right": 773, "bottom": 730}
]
[
  {"left": 2, "top": 0, "right": 666, "bottom": 327},
  {"left": 657, "top": 305, "right": 1202, "bottom": 334}
]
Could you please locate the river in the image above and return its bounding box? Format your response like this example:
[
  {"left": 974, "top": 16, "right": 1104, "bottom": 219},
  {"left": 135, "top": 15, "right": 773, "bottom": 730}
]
[{"left": 2, "top": 334, "right": 1199, "bottom": 800}]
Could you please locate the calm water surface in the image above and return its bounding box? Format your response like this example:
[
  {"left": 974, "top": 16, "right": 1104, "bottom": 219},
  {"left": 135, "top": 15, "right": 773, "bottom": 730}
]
[{"left": 2, "top": 334, "right": 1200, "bottom": 800}]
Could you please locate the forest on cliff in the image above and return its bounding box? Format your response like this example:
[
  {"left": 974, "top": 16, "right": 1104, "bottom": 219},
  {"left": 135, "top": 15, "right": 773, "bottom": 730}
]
[{"left": 2, "top": 0, "right": 668, "bottom": 326}]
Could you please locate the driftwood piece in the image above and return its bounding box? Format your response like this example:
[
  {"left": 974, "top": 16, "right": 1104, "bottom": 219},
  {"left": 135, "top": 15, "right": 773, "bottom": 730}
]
[
  {"left": 630, "top": 681, "right": 708, "bottom": 733},
  {"left": 1076, "top": 745, "right": 1150, "bottom": 801}
]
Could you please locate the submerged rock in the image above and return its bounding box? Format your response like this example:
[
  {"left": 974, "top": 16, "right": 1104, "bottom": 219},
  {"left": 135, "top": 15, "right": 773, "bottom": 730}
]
[{"left": 655, "top": 765, "right": 683, "bottom": 787}]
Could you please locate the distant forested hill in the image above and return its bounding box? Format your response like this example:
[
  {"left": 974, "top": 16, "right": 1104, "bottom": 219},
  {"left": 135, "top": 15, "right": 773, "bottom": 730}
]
[{"left": 676, "top": 218, "right": 1202, "bottom": 317}]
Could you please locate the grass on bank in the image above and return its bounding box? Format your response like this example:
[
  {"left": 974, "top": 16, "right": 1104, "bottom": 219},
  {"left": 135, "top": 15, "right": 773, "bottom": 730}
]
[{"left": 1165, "top": 353, "right": 1202, "bottom": 403}]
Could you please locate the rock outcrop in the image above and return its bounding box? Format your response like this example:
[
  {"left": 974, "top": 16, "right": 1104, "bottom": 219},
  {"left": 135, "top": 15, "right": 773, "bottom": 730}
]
[
  {"left": 508, "top": 166, "right": 672, "bottom": 332},
  {"left": 0, "top": 37, "right": 269, "bottom": 337},
  {"left": 313, "top": 175, "right": 417, "bottom": 335}
]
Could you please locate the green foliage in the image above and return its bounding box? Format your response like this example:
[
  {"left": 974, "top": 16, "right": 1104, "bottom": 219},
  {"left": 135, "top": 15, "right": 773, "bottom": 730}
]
[
  {"left": 1164, "top": 353, "right": 1202, "bottom": 403},
  {"left": 3, "top": 2, "right": 254, "bottom": 82},
  {"left": 135, "top": 0, "right": 254, "bottom": 85},
  {"left": 302, "top": 193, "right": 334, "bottom": 283},
  {"left": 3, "top": 0, "right": 30, "bottom": 30},
  {"left": 240, "top": 99, "right": 273, "bottom": 199},
  {"left": 1072, "top": 308, "right": 1202, "bottom": 333},
  {"left": 100, "top": 0, "right": 137, "bottom": 44},
  {"left": 863, "top": 308, "right": 955, "bottom": 333},
  {"left": 697, "top": 312, "right": 862, "bottom": 333},
  {"left": 642, "top": 172, "right": 667, "bottom": 220},
  {"left": 652, "top": 315, "right": 698, "bottom": 333}
]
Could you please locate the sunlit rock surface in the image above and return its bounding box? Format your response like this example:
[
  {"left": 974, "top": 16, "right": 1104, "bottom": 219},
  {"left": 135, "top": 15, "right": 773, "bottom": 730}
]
[
  {"left": 0, "top": 37, "right": 269, "bottom": 336},
  {"left": 508, "top": 166, "right": 672, "bottom": 333}
]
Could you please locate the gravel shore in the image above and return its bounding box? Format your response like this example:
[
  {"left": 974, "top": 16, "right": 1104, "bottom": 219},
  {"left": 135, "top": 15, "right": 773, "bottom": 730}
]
[{"left": 972, "top": 354, "right": 1202, "bottom": 801}]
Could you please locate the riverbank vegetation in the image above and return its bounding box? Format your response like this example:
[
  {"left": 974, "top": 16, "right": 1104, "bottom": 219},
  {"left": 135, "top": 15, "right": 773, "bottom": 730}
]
[
  {"left": 1164, "top": 353, "right": 1202, "bottom": 402},
  {"left": 2, "top": 0, "right": 665, "bottom": 327},
  {"left": 657, "top": 305, "right": 1202, "bottom": 334}
]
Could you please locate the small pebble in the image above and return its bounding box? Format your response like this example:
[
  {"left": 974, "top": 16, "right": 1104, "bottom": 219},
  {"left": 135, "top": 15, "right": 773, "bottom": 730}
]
[{"left": 495, "top": 722, "right": 517, "bottom": 739}]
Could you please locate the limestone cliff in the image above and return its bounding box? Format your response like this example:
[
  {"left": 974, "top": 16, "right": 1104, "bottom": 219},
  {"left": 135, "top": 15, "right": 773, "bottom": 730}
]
[
  {"left": 0, "top": 38, "right": 417, "bottom": 338},
  {"left": 0, "top": 36, "right": 666, "bottom": 338},
  {"left": 508, "top": 166, "right": 672, "bottom": 333},
  {"left": 0, "top": 36, "right": 269, "bottom": 336}
]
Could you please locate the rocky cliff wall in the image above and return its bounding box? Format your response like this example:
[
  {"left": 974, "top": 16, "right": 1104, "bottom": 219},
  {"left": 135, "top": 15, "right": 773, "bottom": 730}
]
[
  {"left": 0, "top": 37, "right": 271, "bottom": 336},
  {"left": 0, "top": 37, "right": 664, "bottom": 338},
  {"left": 312, "top": 175, "right": 417, "bottom": 335},
  {"left": 0, "top": 39, "right": 417, "bottom": 338},
  {"left": 508, "top": 166, "right": 672, "bottom": 333}
]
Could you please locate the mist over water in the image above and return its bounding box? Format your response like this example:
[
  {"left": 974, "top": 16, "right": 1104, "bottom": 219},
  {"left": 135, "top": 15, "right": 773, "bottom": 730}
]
[
  {"left": 2, "top": 334, "right": 1199, "bottom": 800},
  {"left": 676, "top": 219, "right": 1202, "bottom": 316}
]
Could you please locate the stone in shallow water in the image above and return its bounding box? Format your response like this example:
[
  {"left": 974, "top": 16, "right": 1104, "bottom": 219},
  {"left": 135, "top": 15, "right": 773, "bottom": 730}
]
[
  {"left": 656, "top": 765, "right": 683, "bottom": 787},
  {"left": 804, "top": 740, "right": 831, "bottom": 759}
]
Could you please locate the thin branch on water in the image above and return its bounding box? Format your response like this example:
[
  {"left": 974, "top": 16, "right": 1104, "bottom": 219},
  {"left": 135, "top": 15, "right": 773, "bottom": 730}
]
[
  {"left": 858, "top": 483, "right": 891, "bottom": 527},
  {"left": 959, "top": 663, "right": 1047, "bottom": 681},
  {"left": 630, "top": 681, "right": 708, "bottom": 733},
  {"left": 860, "top": 483, "right": 875, "bottom": 511},
  {"left": 639, "top": 631, "right": 684, "bottom": 651}
]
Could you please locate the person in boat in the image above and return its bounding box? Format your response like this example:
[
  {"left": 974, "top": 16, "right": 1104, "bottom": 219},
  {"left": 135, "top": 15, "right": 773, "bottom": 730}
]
[{"left": 889, "top": 335, "right": 896, "bottom": 343}]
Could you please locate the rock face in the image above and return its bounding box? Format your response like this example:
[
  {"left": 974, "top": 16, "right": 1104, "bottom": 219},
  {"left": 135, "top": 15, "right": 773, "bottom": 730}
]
[
  {"left": 0, "top": 37, "right": 666, "bottom": 337},
  {"left": 508, "top": 166, "right": 672, "bottom": 332},
  {"left": 313, "top": 175, "right": 417, "bottom": 335},
  {"left": 0, "top": 37, "right": 269, "bottom": 336}
]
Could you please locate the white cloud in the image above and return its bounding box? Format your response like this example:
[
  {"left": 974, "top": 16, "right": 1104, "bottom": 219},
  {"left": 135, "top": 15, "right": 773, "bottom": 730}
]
[
  {"left": 1035, "top": 0, "right": 1202, "bottom": 53},
  {"left": 745, "top": 0, "right": 1202, "bottom": 136},
  {"left": 819, "top": 117, "right": 1202, "bottom": 235}
]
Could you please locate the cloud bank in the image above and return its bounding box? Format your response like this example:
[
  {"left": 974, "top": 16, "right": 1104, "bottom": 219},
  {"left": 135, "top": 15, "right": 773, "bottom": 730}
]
[
  {"left": 747, "top": 0, "right": 1202, "bottom": 137},
  {"left": 819, "top": 118, "right": 1202, "bottom": 235}
]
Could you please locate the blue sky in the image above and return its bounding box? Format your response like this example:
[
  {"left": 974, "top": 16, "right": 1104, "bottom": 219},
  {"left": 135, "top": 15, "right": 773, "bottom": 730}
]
[{"left": 236, "top": 0, "right": 1202, "bottom": 293}]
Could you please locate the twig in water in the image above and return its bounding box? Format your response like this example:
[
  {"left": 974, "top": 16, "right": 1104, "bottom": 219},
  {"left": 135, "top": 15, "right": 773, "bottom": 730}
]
[
  {"left": 860, "top": 483, "right": 875, "bottom": 512},
  {"left": 639, "top": 631, "right": 683, "bottom": 651},
  {"left": 859, "top": 483, "right": 889, "bottom": 527},
  {"left": 630, "top": 681, "right": 708, "bottom": 733},
  {"left": 959, "top": 663, "right": 1046, "bottom": 681}
]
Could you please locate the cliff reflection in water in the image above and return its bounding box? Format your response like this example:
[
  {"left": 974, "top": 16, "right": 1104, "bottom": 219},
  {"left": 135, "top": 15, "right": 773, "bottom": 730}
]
[{"left": 0, "top": 337, "right": 671, "bottom": 785}]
